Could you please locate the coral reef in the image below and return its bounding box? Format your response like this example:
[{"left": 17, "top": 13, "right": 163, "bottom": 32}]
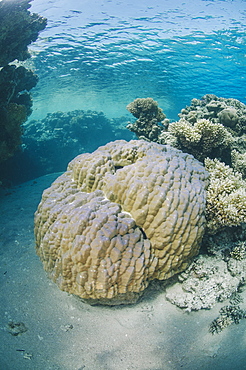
[
  {"left": 0, "top": 65, "right": 38, "bottom": 162},
  {"left": 0, "top": 0, "right": 46, "bottom": 164},
  {"left": 177, "top": 94, "right": 246, "bottom": 136},
  {"left": 205, "top": 158, "right": 246, "bottom": 234},
  {"left": 0, "top": 0, "right": 47, "bottom": 67},
  {"left": 125, "top": 95, "right": 246, "bottom": 324},
  {"left": 0, "top": 110, "right": 133, "bottom": 186},
  {"left": 126, "top": 98, "right": 168, "bottom": 142},
  {"left": 35, "top": 139, "right": 208, "bottom": 305},
  {"left": 0, "top": 110, "right": 132, "bottom": 185},
  {"left": 125, "top": 94, "right": 246, "bottom": 166},
  {"left": 163, "top": 94, "right": 246, "bottom": 165}
]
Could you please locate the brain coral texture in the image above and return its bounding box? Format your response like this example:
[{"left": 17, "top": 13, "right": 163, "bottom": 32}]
[{"left": 35, "top": 140, "right": 208, "bottom": 304}]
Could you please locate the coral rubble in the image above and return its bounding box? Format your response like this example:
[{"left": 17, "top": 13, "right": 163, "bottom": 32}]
[{"left": 166, "top": 241, "right": 246, "bottom": 311}]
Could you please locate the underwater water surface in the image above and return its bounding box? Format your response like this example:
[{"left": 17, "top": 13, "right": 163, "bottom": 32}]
[{"left": 29, "top": 0, "right": 246, "bottom": 121}]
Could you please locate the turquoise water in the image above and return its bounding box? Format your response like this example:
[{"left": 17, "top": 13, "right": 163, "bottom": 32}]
[{"left": 29, "top": 0, "right": 246, "bottom": 121}]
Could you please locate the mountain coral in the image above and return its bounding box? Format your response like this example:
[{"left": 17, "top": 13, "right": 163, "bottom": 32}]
[
  {"left": 35, "top": 139, "right": 208, "bottom": 305},
  {"left": 126, "top": 98, "right": 168, "bottom": 142}
]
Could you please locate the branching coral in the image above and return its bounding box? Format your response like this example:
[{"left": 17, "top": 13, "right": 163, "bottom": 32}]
[
  {"left": 231, "top": 149, "right": 246, "bottom": 179},
  {"left": 35, "top": 139, "right": 208, "bottom": 305},
  {"left": 205, "top": 158, "right": 246, "bottom": 234},
  {"left": 209, "top": 305, "right": 246, "bottom": 334},
  {"left": 166, "top": 118, "right": 232, "bottom": 161}
]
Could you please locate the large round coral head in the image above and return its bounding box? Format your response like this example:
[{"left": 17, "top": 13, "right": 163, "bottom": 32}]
[{"left": 34, "top": 140, "right": 208, "bottom": 305}]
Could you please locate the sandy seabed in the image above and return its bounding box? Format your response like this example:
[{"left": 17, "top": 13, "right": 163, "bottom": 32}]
[{"left": 0, "top": 173, "right": 246, "bottom": 370}]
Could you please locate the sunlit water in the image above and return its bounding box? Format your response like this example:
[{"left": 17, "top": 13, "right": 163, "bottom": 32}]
[{"left": 29, "top": 0, "right": 246, "bottom": 121}]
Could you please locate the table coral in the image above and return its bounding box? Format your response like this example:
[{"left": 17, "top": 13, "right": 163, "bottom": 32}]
[{"left": 35, "top": 140, "right": 208, "bottom": 305}]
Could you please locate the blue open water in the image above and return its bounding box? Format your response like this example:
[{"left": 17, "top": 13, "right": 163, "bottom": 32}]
[{"left": 29, "top": 0, "right": 246, "bottom": 121}]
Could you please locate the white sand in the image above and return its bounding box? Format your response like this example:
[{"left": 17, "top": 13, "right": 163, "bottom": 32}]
[{"left": 0, "top": 173, "right": 245, "bottom": 370}]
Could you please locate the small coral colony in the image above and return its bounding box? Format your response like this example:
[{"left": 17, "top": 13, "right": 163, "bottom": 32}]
[{"left": 0, "top": 0, "right": 245, "bottom": 334}]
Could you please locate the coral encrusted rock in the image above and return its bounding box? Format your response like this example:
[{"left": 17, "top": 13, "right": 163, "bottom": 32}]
[
  {"left": 0, "top": 65, "right": 39, "bottom": 162},
  {"left": 0, "top": 0, "right": 47, "bottom": 164},
  {"left": 35, "top": 140, "right": 208, "bottom": 305},
  {"left": 0, "top": 0, "right": 47, "bottom": 67}
]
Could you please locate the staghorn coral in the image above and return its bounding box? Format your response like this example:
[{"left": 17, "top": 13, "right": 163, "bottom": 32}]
[
  {"left": 126, "top": 98, "right": 168, "bottom": 142},
  {"left": 165, "top": 118, "right": 232, "bottom": 162},
  {"left": 205, "top": 158, "right": 246, "bottom": 234},
  {"left": 35, "top": 139, "right": 208, "bottom": 305}
]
